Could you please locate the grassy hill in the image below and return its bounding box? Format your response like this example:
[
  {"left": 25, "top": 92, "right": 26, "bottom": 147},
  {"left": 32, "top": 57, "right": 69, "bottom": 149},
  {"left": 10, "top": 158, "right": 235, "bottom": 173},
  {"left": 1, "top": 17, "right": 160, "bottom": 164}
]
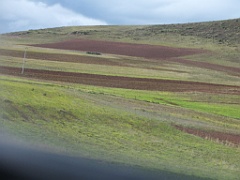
[
  {"left": 0, "top": 18, "right": 240, "bottom": 179},
  {"left": 149, "top": 18, "right": 240, "bottom": 45},
  {"left": 4, "top": 18, "right": 240, "bottom": 45}
]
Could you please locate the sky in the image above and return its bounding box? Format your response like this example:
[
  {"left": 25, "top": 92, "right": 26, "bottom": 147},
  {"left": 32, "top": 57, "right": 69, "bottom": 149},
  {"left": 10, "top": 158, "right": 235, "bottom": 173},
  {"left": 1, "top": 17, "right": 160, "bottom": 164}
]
[{"left": 0, "top": 0, "right": 240, "bottom": 33}]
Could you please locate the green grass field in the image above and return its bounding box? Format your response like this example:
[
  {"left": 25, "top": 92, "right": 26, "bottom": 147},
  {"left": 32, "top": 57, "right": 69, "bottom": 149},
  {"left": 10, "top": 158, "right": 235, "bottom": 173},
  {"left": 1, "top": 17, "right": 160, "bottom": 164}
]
[{"left": 0, "top": 18, "right": 240, "bottom": 180}]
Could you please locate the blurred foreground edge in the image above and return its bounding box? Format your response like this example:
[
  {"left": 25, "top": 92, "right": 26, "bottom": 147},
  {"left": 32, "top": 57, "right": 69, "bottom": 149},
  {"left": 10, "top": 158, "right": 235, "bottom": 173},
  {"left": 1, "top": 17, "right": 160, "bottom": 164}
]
[{"left": 0, "top": 137, "right": 211, "bottom": 180}]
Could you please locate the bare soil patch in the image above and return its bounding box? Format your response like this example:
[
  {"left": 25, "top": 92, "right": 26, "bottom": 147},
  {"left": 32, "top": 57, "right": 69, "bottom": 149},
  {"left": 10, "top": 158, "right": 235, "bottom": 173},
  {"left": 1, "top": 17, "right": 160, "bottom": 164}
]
[
  {"left": 30, "top": 39, "right": 205, "bottom": 59},
  {"left": 1, "top": 66, "right": 239, "bottom": 94},
  {"left": 175, "top": 125, "right": 240, "bottom": 146},
  {"left": 0, "top": 49, "right": 121, "bottom": 66}
]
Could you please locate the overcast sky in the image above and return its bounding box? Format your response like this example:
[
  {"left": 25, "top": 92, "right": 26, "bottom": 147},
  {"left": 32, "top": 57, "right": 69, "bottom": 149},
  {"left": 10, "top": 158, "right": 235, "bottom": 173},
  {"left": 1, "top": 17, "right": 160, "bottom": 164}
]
[{"left": 0, "top": 0, "right": 240, "bottom": 33}]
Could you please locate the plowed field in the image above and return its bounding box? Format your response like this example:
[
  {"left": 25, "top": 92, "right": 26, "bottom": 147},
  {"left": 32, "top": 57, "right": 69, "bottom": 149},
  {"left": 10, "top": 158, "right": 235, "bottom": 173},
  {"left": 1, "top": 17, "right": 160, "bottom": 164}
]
[
  {"left": 30, "top": 39, "right": 240, "bottom": 76},
  {"left": 0, "top": 49, "right": 121, "bottom": 66},
  {"left": 31, "top": 39, "right": 205, "bottom": 59},
  {"left": 1, "top": 66, "right": 239, "bottom": 94}
]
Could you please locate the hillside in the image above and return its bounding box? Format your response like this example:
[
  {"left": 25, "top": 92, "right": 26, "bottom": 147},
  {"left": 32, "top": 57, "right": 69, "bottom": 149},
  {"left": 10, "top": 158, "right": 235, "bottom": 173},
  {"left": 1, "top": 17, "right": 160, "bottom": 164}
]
[
  {"left": 0, "top": 18, "right": 240, "bottom": 180},
  {"left": 148, "top": 18, "right": 240, "bottom": 45},
  {"left": 4, "top": 18, "right": 240, "bottom": 45}
]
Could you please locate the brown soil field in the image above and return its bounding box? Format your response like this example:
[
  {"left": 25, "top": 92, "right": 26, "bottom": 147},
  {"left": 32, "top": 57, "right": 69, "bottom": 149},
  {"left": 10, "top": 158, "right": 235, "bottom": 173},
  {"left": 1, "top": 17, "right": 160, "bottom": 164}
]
[
  {"left": 31, "top": 39, "right": 205, "bottom": 59},
  {"left": 175, "top": 125, "right": 240, "bottom": 146},
  {"left": 1, "top": 66, "right": 239, "bottom": 94},
  {"left": 0, "top": 49, "right": 121, "bottom": 66},
  {"left": 30, "top": 39, "right": 240, "bottom": 76}
]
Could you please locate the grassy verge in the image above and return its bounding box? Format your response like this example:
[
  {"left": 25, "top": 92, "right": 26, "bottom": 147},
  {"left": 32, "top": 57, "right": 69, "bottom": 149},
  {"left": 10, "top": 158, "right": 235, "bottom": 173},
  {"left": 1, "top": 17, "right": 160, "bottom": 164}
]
[{"left": 1, "top": 76, "right": 240, "bottom": 180}]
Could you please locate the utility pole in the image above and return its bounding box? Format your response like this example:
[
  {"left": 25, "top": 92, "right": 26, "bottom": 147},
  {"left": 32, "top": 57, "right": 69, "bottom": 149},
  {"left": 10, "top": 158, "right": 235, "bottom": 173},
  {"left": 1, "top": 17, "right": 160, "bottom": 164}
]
[
  {"left": 21, "top": 48, "right": 27, "bottom": 74},
  {"left": 212, "top": 27, "right": 215, "bottom": 44}
]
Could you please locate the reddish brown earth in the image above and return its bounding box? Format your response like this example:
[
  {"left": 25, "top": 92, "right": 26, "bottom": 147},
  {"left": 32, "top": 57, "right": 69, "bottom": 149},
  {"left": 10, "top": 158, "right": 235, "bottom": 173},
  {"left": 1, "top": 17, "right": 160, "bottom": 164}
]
[
  {"left": 30, "top": 39, "right": 240, "bottom": 76},
  {"left": 175, "top": 125, "right": 240, "bottom": 146},
  {"left": 1, "top": 66, "right": 239, "bottom": 94},
  {"left": 0, "top": 49, "right": 122, "bottom": 66},
  {"left": 30, "top": 39, "right": 205, "bottom": 59}
]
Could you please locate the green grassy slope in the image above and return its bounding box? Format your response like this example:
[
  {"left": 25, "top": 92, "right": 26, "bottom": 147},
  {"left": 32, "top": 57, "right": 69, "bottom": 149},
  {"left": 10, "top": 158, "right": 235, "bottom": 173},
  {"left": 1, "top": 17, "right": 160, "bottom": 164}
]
[
  {"left": 4, "top": 18, "right": 240, "bottom": 45},
  {"left": 1, "top": 77, "right": 239, "bottom": 180}
]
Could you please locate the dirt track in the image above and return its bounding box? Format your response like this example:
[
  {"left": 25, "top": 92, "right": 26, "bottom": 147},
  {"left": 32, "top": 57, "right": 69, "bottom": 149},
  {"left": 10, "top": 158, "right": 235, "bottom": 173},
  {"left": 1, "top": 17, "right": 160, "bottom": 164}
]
[
  {"left": 1, "top": 66, "right": 239, "bottom": 94},
  {"left": 175, "top": 125, "right": 240, "bottom": 146}
]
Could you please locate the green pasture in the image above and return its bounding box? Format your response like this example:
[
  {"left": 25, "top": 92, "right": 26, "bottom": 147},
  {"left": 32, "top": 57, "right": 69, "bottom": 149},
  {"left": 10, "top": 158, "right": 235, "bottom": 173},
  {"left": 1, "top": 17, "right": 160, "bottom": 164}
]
[{"left": 87, "top": 87, "right": 240, "bottom": 118}]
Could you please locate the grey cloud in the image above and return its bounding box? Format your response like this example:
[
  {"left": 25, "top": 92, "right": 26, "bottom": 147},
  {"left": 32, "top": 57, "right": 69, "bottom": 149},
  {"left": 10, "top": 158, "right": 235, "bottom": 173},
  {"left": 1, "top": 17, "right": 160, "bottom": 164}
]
[
  {"left": 1, "top": 0, "right": 240, "bottom": 33},
  {"left": 0, "top": 0, "right": 107, "bottom": 33},
  {"left": 64, "top": 0, "right": 240, "bottom": 24}
]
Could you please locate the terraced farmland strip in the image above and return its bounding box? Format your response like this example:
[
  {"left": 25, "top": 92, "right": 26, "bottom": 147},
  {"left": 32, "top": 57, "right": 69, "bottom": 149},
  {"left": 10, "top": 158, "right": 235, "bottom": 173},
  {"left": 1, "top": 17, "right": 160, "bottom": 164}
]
[
  {"left": 169, "top": 58, "right": 240, "bottom": 77},
  {"left": 30, "top": 39, "right": 240, "bottom": 76},
  {"left": 0, "top": 49, "right": 121, "bottom": 66},
  {"left": 1, "top": 66, "right": 239, "bottom": 94}
]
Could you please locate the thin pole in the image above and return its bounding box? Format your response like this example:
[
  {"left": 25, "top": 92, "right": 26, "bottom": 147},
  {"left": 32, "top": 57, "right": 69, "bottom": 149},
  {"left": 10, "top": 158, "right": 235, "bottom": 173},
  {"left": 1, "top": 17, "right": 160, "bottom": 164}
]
[{"left": 21, "top": 48, "right": 27, "bottom": 74}]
